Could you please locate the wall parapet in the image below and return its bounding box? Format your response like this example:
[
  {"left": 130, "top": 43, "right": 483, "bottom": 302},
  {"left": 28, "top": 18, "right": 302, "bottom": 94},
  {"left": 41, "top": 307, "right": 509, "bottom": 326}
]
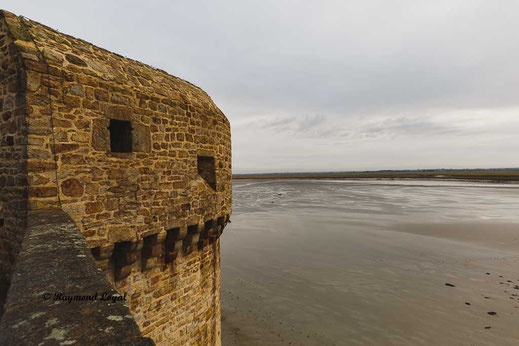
[{"left": 0, "top": 209, "right": 153, "bottom": 345}]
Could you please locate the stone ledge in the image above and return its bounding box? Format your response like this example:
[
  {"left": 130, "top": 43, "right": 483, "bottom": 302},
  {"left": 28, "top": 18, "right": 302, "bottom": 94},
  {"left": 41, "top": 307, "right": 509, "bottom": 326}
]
[{"left": 0, "top": 208, "right": 154, "bottom": 345}]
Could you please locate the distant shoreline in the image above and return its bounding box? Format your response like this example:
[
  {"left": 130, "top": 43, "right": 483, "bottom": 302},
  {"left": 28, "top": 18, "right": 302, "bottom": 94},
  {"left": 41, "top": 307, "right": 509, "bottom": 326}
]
[{"left": 233, "top": 170, "right": 519, "bottom": 182}]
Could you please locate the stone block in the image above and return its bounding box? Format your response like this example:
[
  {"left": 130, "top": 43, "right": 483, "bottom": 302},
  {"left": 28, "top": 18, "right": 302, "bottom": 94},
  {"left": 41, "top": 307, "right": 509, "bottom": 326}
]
[
  {"left": 61, "top": 178, "right": 84, "bottom": 197},
  {"left": 65, "top": 53, "right": 87, "bottom": 66},
  {"left": 68, "top": 84, "right": 84, "bottom": 97},
  {"left": 53, "top": 143, "right": 79, "bottom": 154},
  {"left": 94, "top": 89, "right": 109, "bottom": 101},
  {"left": 92, "top": 118, "right": 109, "bottom": 151},
  {"left": 133, "top": 123, "right": 151, "bottom": 152},
  {"left": 108, "top": 227, "right": 137, "bottom": 243},
  {"left": 85, "top": 201, "right": 103, "bottom": 214},
  {"left": 28, "top": 186, "right": 57, "bottom": 198}
]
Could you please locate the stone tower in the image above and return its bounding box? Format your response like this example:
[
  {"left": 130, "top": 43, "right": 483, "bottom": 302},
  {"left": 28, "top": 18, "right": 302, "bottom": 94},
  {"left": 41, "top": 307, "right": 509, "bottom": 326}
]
[{"left": 0, "top": 10, "right": 231, "bottom": 345}]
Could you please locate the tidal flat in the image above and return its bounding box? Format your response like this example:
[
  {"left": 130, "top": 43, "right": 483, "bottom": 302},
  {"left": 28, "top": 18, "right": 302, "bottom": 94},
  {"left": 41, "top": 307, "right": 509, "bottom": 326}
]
[{"left": 221, "top": 179, "right": 519, "bottom": 345}]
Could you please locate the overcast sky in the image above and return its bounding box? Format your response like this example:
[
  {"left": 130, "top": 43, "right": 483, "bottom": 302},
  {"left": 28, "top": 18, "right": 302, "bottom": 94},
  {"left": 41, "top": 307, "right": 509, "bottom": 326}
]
[{"left": 7, "top": 1, "right": 519, "bottom": 173}]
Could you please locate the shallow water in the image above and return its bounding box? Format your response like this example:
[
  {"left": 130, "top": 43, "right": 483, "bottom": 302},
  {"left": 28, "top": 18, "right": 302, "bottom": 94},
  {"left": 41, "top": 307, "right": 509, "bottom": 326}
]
[{"left": 221, "top": 179, "right": 519, "bottom": 345}]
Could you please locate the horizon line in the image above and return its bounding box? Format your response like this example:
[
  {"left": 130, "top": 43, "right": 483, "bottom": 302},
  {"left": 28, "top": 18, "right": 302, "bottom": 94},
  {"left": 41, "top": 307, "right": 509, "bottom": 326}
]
[{"left": 233, "top": 167, "right": 519, "bottom": 175}]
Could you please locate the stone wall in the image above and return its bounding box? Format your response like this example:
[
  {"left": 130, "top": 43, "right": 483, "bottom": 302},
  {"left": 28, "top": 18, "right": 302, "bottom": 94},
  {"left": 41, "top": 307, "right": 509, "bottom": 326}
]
[
  {"left": 0, "top": 10, "right": 231, "bottom": 345},
  {"left": 0, "top": 209, "right": 153, "bottom": 345},
  {"left": 118, "top": 238, "right": 222, "bottom": 344},
  {"left": 0, "top": 13, "right": 28, "bottom": 311}
]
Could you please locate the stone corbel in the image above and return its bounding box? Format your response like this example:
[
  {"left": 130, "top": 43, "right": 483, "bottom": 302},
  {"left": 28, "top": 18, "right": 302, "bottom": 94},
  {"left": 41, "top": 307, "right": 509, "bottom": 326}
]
[
  {"left": 90, "top": 243, "right": 114, "bottom": 271},
  {"left": 212, "top": 216, "right": 226, "bottom": 242},
  {"left": 198, "top": 219, "right": 214, "bottom": 249},
  {"left": 183, "top": 224, "right": 201, "bottom": 255}
]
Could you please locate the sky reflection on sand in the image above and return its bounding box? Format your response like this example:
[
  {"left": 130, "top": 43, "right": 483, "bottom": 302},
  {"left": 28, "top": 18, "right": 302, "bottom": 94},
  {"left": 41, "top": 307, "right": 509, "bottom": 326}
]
[{"left": 222, "top": 179, "right": 519, "bottom": 345}]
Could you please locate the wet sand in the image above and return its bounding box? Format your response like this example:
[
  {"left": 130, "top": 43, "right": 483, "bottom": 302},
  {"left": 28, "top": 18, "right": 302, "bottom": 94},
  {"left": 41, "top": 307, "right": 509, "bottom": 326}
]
[{"left": 221, "top": 179, "right": 519, "bottom": 345}]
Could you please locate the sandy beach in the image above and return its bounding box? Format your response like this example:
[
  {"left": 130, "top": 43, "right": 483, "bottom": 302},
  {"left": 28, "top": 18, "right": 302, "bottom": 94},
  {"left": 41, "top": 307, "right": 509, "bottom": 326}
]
[{"left": 221, "top": 179, "right": 519, "bottom": 345}]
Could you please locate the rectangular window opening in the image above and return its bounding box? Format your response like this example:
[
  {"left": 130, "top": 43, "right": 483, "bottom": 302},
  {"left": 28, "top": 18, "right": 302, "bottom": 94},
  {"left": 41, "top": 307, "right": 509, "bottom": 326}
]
[
  {"left": 109, "top": 119, "right": 133, "bottom": 153},
  {"left": 197, "top": 156, "right": 216, "bottom": 190}
]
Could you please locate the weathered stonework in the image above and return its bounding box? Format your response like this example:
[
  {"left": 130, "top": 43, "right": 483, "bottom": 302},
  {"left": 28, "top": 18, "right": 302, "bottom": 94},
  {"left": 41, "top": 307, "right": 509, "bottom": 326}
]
[
  {"left": 0, "top": 9, "right": 231, "bottom": 345},
  {"left": 0, "top": 209, "right": 154, "bottom": 345},
  {"left": 0, "top": 12, "right": 28, "bottom": 310}
]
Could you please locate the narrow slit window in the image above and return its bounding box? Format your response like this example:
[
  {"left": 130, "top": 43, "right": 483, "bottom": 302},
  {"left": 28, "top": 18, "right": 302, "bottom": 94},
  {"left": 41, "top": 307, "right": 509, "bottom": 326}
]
[
  {"left": 109, "top": 119, "right": 133, "bottom": 153},
  {"left": 197, "top": 156, "right": 216, "bottom": 190}
]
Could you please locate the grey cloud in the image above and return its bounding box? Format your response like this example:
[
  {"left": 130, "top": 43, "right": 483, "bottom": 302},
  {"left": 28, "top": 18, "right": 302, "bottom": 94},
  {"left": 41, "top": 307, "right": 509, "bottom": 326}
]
[
  {"left": 260, "top": 117, "right": 294, "bottom": 131},
  {"left": 238, "top": 114, "right": 328, "bottom": 135},
  {"left": 360, "top": 117, "right": 458, "bottom": 138},
  {"left": 237, "top": 114, "right": 458, "bottom": 142}
]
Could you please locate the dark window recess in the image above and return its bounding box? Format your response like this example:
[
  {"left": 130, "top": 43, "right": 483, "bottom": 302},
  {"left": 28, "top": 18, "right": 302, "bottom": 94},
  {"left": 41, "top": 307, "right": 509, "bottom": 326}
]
[
  {"left": 110, "top": 241, "right": 135, "bottom": 281},
  {"left": 90, "top": 246, "right": 101, "bottom": 260},
  {"left": 109, "top": 119, "right": 133, "bottom": 153},
  {"left": 164, "top": 228, "right": 180, "bottom": 264},
  {"left": 141, "top": 234, "right": 158, "bottom": 270},
  {"left": 0, "top": 218, "right": 4, "bottom": 228},
  {"left": 197, "top": 156, "right": 216, "bottom": 190}
]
